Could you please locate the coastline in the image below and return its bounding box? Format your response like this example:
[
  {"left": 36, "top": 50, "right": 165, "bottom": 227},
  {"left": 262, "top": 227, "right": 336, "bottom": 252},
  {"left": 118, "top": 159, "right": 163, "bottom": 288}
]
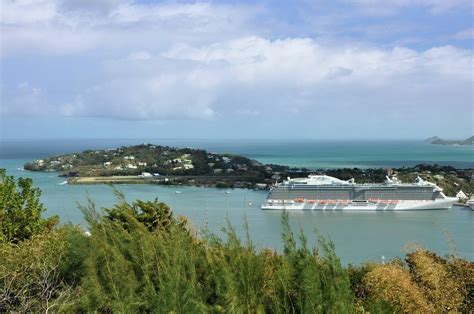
[
  {"left": 12, "top": 142, "right": 474, "bottom": 196},
  {"left": 2, "top": 156, "right": 473, "bottom": 265},
  {"left": 67, "top": 174, "right": 265, "bottom": 189}
]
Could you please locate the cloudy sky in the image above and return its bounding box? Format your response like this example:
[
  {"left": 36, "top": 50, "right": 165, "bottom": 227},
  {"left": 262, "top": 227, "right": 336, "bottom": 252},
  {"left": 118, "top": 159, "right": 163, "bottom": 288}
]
[{"left": 0, "top": 0, "right": 472, "bottom": 139}]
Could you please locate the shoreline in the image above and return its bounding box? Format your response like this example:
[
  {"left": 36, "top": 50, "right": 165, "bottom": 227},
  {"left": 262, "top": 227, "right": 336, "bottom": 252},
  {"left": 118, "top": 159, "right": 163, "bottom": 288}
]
[
  {"left": 67, "top": 175, "right": 266, "bottom": 189},
  {"left": 17, "top": 142, "right": 474, "bottom": 196}
]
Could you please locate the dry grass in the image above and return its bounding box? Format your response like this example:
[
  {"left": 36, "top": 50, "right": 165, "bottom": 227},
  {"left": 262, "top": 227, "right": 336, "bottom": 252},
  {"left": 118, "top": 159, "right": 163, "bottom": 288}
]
[
  {"left": 406, "top": 250, "right": 465, "bottom": 312},
  {"left": 363, "top": 264, "right": 434, "bottom": 313}
]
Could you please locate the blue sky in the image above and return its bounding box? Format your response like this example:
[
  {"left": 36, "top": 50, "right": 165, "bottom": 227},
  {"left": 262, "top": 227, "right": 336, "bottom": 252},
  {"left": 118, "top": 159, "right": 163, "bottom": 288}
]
[{"left": 1, "top": 0, "right": 473, "bottom": 140}]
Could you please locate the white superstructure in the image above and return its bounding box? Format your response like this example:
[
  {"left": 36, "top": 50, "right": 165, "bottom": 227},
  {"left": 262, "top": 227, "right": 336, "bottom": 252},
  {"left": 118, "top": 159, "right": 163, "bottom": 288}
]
[{"left": 261, "top": 175, "right": 457, "bottom": 211}]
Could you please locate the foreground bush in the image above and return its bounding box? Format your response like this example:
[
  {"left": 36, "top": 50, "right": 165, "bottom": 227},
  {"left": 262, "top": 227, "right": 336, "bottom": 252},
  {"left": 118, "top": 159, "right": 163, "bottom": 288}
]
[
  {"left": 65, "top": 196, "right": 353, "bottom": 313},
  {"left": 359, "top": 250, "right": 474, "bottom": 313},
  {"left": 407, "top": 249, "right": 464, "bottom": 311},
  {"left": 0, "top": 169, "right": 58, "bottom": 243},
  {"left": 0, "top": 227, "right": 87, "bottom": 313},
  {"left": 1, "top": 170, "right": 473, "bottom": 313},
  {"left": 363, "top": 263, "right": 435, "bottom": 312}
]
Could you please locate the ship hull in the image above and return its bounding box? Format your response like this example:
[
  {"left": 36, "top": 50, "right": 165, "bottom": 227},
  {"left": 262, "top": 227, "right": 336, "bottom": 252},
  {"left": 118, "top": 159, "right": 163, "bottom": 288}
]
[{"left": 261, "top": 198, "right": 457, "bottom": 211}]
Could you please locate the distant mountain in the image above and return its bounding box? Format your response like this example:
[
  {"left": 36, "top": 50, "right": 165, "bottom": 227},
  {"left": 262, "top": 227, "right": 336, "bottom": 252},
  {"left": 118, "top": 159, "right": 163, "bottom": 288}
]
[
  {"left": 424, "top": 136, "right": 441, "bottom": 143},
  {"left": 427, "top": 136, "right": 474, "bottom": 146}
]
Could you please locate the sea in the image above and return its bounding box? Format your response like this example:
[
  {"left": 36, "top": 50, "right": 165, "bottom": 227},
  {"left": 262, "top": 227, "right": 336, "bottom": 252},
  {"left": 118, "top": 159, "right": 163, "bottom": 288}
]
[{"left": 0, "top": 138, "right": 473, "bottom": 264}]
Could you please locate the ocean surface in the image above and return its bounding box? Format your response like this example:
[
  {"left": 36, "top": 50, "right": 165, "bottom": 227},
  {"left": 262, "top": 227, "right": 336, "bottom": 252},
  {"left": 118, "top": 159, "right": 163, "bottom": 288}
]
[{"left": 0, "top": 139, "right": 473, "bottom": 264}]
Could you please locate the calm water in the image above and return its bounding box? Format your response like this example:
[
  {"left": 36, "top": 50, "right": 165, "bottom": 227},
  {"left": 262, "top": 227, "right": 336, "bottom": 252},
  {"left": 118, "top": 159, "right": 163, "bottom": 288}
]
[{"left": 0, "top": 139, "right": 473, "bottom": 264}]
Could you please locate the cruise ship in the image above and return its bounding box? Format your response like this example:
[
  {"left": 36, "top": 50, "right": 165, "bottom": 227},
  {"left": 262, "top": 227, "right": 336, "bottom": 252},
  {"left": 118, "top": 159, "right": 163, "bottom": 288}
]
[{"left": 261, "top": 175, "right": 457, "bottom": 211}]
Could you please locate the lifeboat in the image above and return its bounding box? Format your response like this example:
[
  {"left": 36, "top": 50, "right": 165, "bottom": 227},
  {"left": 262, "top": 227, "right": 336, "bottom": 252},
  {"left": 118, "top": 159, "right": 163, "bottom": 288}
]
[
  {"left": 319, "top": 200, "right": 327, "bottom": 205},
  {"left": 294, "top": 198, "right": 305, "bottom": 203},
  {"left": 307, "top": 199, "right": 317, "bottom": 204},
  {"left": 390, "top": 200, "right": 399, "bottom": 204}
]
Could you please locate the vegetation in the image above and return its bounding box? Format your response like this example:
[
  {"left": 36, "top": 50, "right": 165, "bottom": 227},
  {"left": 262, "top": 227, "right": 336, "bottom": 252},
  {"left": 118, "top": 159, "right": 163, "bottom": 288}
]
[
  {"left": 0, "top": 169, "right": 58, "bottom": 243},
  {"left": 22, "top": 144, "right": 474, "bottom": 195},
  {"left": 1, "top": 169, "right": 473, "bottom": 312},
  {"left": 23, "top": 143, "right": 292, "bottom": 178}
]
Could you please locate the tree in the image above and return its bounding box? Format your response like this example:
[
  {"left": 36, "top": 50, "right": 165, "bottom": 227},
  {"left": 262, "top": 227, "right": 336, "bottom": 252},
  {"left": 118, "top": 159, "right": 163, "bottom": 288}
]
[
  {"left": 101, "top": 189, "right": 188, "bottom": 234},
  {"left": 0, "top": 169, "right": 58, "bottom": 243}
]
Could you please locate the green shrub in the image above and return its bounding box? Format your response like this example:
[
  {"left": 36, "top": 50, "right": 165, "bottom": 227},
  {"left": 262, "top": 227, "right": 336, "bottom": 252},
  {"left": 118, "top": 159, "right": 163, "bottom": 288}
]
[
  {"left": 57, "top": 224, "right": 91, "bottom": 286},
  {"left": 0, "top": 169, "right": 58, "bottom": 243},
  {"left": 68, "top": 197, "right": 211, "bottom": 313}
]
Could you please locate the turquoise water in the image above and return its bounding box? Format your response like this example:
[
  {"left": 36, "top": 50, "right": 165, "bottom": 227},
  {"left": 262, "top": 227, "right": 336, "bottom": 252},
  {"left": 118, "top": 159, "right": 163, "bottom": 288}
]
[
  {"left": 2, "top": 138, "right": 473, "bottom": 168},
  {"left": 0, "top": 139, "right": 473, "bottom": 264}
]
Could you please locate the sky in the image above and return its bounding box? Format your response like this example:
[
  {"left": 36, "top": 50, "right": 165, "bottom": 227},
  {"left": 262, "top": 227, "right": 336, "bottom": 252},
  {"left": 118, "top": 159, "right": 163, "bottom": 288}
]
[{"left": 0, "top": 0, "right": 473, "bottom": 140}]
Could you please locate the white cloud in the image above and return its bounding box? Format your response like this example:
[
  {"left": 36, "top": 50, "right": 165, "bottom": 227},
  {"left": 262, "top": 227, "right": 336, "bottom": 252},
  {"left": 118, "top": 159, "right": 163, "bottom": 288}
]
[
  {"left": 58, "top": 0, "right": 124, "bottom": 14},
  {"left": 454, "top": 28, "right": 474, "bottom": 40},
  {"left": 0, "top": 0, "right": 261, "bottom": 57},
  {"left": 0, "top": 82, "right": 48, "bottom": 116},
  {"left": 51, "top": 37, "right": 472, "bottom": 122},
  {"left": 343, "top": 0, "right": 472, "bottom": 15},
  {"left": 0, "top": 0, "right": 472, "bottom": 132},
  {"left": 1, "top": 0, "right": 57, "bottom": 24}
]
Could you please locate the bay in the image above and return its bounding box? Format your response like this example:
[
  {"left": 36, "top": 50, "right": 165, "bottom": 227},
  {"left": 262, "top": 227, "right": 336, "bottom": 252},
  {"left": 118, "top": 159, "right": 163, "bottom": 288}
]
[{"left": 0, "top": 139, "right": 472, "bottom": 264}]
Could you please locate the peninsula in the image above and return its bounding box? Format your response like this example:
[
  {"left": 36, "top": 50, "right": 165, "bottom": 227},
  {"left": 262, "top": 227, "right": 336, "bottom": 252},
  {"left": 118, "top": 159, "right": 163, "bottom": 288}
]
[
  {"left": 24, "top": 144, "right": 301, "bottom": 189},
  {"left": 23, "top": 144, "right": 474, "bottom": 196}
]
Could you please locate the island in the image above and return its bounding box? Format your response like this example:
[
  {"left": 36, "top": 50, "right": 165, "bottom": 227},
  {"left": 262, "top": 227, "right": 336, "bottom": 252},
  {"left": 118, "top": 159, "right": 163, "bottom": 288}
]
[
  {"left": 24, "top": 144, "right": 303, "bottom": 189},
  {"left": 426, "top": 136, "right": 474, "bottom": 146},
  {"left": 24, "top": 144, "right": 474, "bottom": 196}
]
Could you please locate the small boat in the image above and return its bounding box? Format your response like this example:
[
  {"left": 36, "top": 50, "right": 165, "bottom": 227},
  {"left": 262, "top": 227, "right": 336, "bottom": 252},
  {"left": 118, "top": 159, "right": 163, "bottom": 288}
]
[
  {"left": 175, "top": 191, "right": 181, "bottom": 194},
  {"left": 467, "top": 198, "right": 474, "bottom": 211},
  {"left": 225, "top": 191, "right": 231, "bottom": 194}
]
